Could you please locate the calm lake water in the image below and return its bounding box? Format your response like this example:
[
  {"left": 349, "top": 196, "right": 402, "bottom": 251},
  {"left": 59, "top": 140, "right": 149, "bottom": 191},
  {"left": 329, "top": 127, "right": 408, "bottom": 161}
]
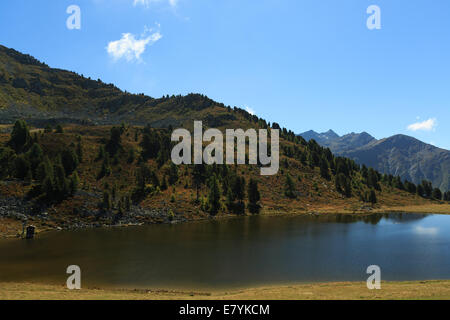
[{"left": 1, "top": 213, "right": 450, "bottom": 290}]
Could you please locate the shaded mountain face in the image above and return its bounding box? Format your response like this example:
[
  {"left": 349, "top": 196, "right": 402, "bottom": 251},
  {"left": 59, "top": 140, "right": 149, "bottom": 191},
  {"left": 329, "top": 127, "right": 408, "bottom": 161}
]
[
  {"left": 342, "top": 135, "right": 450, "bottom": 192},
  {"left": 299, "top": 131, "right": 450, "bottom": 192}
]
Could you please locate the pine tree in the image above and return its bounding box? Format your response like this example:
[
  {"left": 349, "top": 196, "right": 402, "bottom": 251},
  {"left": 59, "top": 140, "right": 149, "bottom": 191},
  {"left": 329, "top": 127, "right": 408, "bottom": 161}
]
[
  {"left": 125, "top": 196, "right": 131, "bottom": 212},
  {"left": 207, "top": 175, "right": 221, "bottom": 215},
  {"left": 96, "top": 145, "right": 106, "bottom": 161},
  {"left": 336, "top": 173, "right": 351, "bottom": 198},
  {"left": 25, "top": 168, "right": 33, "bottom": 184},
  {"left": 421, "top": 180, "right": 433, "bottom": 198},
  {"left": 76, "top": 142, "right": 83, "bottom": 163},
  {"left": 192, "top": 164, "right": 206, "bottom": 201},
  {"left": 70, "top": 171, "right": 80, "bottom": 195},
  {"left": 106, "top": 127, "right": 122, "bottom": 156},
  {"left": 112, "top": 184, "right": 117, "bottom": 201},
  {"left": 102, "top": 190, "right": 112, "bottom": 211},
  {"left": 98, "top": 154, "right": 111, "bottom": 179},
  {"left": 232, "top": 176, "right": 246, "bottom": 203},
  {"left": 160, "top": 175, "right": 168, "bottom": 191},
  {"left": 417, "top": 184, "right": 425, "bottom": 197},
  {"left": 141, "top": 129, "right": 160, "bottom": 160},
  {"left": 225, "top": 187, "right": 234, "bottom": 212},
  {"left": 168, "top": 162, "right": 179, "bottom": 185},
  {"left": 14, "top": 155, "right": 31, "bottom": 180},
  {"left": 319, "top": 157, "right": 330, "bottom": 180},
  {"left": 0, "top": 147, "right": 15, "bottom": 179},
  {"left": 367, "top": 168, "right": 381, "bottom": 190},
  {"left": 61, "top": 149, "right": 79, "bottom": 176},
  {"left": 248, "top": 178, "right": 261, "bottom": 214},
  {"left": 42, "top": 176, "right": 54, "bottom": 198},
  {"left": 127, "top": 148, "right": 135, "bottom": 164},
  {"left": 284, "top": 173, "right": 296, "bottom": 199},
  {"left": 27, "top": 143, "right": 43, "bottom": 175},
  {"left": 8, "top": 120, "right": 31, "bottom": 153},
  {"left": 368, "top": 189, "right": 377, "bottom": 204},
  {"left": 432, "top": 188, "right": 442, "bottom": 200},
  {"left": 444, "top": 191, "right": 450, "bottom": 201}
]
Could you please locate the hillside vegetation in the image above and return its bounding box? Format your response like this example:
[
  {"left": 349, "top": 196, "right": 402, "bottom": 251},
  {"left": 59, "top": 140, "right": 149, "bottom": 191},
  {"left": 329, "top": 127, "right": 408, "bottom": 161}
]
[
  {"left": 0, "top": 44, "right": 449, "bottom": 236},
  {"left": 1, "top": 120, "right": 448, "bottom": 236}
]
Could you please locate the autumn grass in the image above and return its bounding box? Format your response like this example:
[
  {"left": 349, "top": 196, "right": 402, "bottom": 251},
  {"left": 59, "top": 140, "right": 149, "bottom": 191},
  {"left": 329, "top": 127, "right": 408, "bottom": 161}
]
[{"left": 1, "top": 280, "right": 450, "bottom": 300}]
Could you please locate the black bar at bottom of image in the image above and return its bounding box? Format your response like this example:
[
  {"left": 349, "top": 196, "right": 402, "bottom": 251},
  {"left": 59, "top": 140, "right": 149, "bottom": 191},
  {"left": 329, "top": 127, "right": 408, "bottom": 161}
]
[{"left": 0, "top": 300, "right": 448, "bottom": 319}]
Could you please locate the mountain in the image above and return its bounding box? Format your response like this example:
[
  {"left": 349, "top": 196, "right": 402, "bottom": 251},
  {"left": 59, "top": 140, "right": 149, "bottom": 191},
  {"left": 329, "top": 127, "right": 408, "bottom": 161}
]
[
  {"left": 2, "top": 44, "right": 448, "bottom": 192},
  {"left": 0, "top": 45, "right": 251, "bottom": 129},
  {"left": 1, "top": 43, "right": 447, "bottom": 239},
  {"left": 0, "top": 42, "right": 446, "bottom": 217},
  {"left": 299, "top": 130, "right": 450, "bottom": 192},
  {"left": 342, "top": 135, "right": 450, "bottom": 192},
  {"left": 300, "top": 130, "right": 340, "bottom": 145}
]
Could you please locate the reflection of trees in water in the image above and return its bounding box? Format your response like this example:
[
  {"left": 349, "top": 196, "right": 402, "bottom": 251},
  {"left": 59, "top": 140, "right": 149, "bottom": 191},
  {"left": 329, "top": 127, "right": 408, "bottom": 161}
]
[{"left": 382, "top": 213, "right": 429, "bottom": 223}]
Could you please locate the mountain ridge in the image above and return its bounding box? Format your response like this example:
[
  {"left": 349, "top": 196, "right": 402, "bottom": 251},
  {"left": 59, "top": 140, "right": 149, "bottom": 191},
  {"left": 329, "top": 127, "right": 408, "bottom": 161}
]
[
  {"left": 0, "top": 44, "right": 254, "bottom": 130},
  {"left": 1, "top": 43, "right": 448, "bottom": 195},
  {"left": 299, "top": 130, "right": 450, "bottom": 191}
]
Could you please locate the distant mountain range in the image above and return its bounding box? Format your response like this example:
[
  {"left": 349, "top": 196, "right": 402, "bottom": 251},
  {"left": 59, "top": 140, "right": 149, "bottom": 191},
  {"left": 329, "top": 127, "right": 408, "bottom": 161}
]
[{"left": 299, "top": 130, "right": 450, "bottom": 192}]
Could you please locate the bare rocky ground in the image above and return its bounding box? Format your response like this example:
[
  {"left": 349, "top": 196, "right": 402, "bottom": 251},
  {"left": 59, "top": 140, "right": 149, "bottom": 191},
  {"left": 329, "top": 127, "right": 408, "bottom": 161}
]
[{"left": 0, "top": 194, "right": 187, "bottom": 238}]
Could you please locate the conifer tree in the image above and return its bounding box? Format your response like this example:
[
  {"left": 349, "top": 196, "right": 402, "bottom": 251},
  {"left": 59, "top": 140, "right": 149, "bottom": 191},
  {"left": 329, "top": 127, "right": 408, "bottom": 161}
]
[
  {"left": 248, "top": 178, "right": 261, "bottom": 214},
  {"left": 208, "top": 175, "right": 221, "bottom": 215},
  {"left": 284, "top": 173, "right": 296, "bottom": 199},
  {"left": 319, "top": 157, "right": 330, "bottom": 181},
  {"left": 9, "top": 120, "right": 31, "bottom": 153}
]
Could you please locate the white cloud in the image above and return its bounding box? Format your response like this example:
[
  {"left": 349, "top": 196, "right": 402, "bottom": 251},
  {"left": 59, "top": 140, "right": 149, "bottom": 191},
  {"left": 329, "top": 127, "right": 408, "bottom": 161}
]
[
  {"left": 107, "top": 30, "right": 162, "bottom": 62},
  {"left": 245, "top": 106, "right": 255, "bottom": 115},
  {"left": 407, "top": 118, "right": 437, "bottom": 132},
  {"left": 133, "top": 0, "right": 178, "bottom": 8}
]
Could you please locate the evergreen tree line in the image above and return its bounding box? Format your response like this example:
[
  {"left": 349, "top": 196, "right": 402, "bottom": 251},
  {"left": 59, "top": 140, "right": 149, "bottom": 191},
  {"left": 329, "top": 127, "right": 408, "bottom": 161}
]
[
  {"left": 0, "top": 120, "right": 81, "bottom": 204},
  {"left": 280, "top": 135, "right": 445, "bottom": 202}
]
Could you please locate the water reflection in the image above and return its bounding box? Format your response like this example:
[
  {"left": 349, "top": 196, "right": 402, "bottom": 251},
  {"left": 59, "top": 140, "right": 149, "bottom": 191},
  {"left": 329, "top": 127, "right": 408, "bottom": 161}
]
[
  {"left": 0, "top": 212, "right": 449, "bottom": 289},
  {"left": 414, "top": 226, "right": 439, "bottom": 236}
]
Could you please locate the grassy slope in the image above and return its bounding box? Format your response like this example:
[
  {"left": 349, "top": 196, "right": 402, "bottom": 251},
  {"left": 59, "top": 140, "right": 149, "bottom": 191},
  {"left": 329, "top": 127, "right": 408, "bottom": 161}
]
[{"left": 1, "top": 281, "right": 450, "bottom": 300}]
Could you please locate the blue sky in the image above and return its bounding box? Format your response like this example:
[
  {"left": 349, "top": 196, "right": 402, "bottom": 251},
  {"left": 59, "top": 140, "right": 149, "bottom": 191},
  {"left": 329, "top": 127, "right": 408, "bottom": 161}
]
[{"left": 0, "top": 0, "right": 449, "bottom": 149}]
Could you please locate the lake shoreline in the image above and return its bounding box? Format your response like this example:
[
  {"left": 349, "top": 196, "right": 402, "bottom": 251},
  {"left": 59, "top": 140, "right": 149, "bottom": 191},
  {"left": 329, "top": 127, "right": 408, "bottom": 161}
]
[
  {"left": 1, "top": 202, "right": 449, "bottom": 240},
  {"left": 1, "top": 280, "right": 450, "bottom": 300}
]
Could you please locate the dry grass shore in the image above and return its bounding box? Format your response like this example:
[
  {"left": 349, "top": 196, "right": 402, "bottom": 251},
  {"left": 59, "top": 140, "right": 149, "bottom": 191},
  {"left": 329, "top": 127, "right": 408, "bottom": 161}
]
[{"left": 1, "top": 280, "right": 450, "bottom": 300}]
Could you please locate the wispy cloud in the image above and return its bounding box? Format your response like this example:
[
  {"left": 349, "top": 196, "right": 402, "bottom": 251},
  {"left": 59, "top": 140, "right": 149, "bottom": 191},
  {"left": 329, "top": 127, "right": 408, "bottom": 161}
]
[
  {"left": 133, "top": 0, "right": 178, "bottom": 8},
  {"left": 107, "top": 28, "right": 162, "bottom": 62},
  {"left": 245, "top": 106, "right": 255, "bottom": 116},
  {"left": 407, "top": 118, "right": 437, "bottom": 132}
]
